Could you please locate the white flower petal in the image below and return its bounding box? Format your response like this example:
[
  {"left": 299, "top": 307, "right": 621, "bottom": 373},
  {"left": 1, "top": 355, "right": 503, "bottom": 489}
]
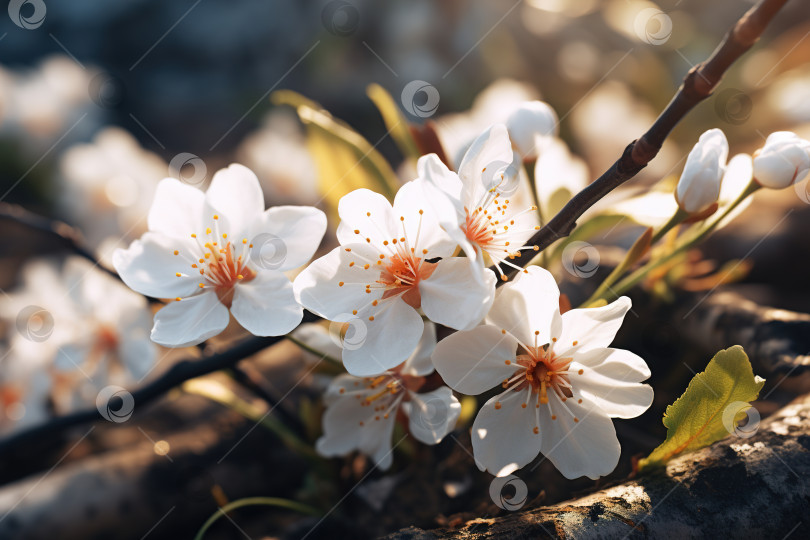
[
  {"left": 539, "top": 395, "right": 620, "bottom": 480},
  {"left": 405, "top": 386, "right": 461, "bottom": 445},
  {"left": 553, "top": 296, "right": 632, "bottom": 357},
  {"left": 147, "top": 178, "right": 205, "bottom": 240},
  {"left": 365, "top": 414, "right": 398, "bottom": 470},
  {"left": 246, "top": 205, "right": 327, "bottom": 271},
  {"left": 402, "top": 321, "right": 438, "bottom": 377},
  {"left": 486, "top": 266, "right": 560, "bottom": 346},
  {"left": 676, "top": 129, "right": 728, "bottom": 213},
  {"left": 458, "top": 124, "right": 514, "bottom": 204},
  {"left": 431, "top": 325, "right": 518, "bottom": 395},
  {"left": 574, "top": 347, "right": 651, "bottom": 379},
  {"left": 417, "top": 154, "right": 464, "bottom": 214},
  {"left": 204, "top": 164, "right": 265, "bottom": 238},
  {"left": 393, "top": 179, "right": 457, "bottom": 258},
  {"left": 293, "top": 243, "right": 384, "bottom": 320},
  {"left": 472, "top": 389, "right": 543, "bottom": 477},
  {"left": 420, "top": 258, "right": 496, "bottom": 331},
  {"left": 341, "top": 299, "right": 424, "bottom": 377},
  {"left": 113, "top": 232, "right": 200, "bottom": 299},
  {"left": 416, "top": 155, "right": 484, "bottom": 263},
  {"left": 753, "top": 131, "right": 810, "bottom": 189},
  {"left": 316, "top": 393, "right": 378, "bottom": 457},
  {"left": 336, "top": 188, "right": 397, "bottom": 246},
  {"left": 291, "top": 323, "right": 343, "bottom": 364},
  {"left": 505, "top": 101, "right": 559, "bottom": 160},
  {"left": 572, "top": 348, "right": 653, "bottom": 419},
  {"left": 322, "top": 373, "right": 363, "bottom": 406},
  {"left": 150, "top": 292, "right": 230, "bottom": 347},
  {"left": 230, "top": 271, "right": 302, "bottom": 336}
]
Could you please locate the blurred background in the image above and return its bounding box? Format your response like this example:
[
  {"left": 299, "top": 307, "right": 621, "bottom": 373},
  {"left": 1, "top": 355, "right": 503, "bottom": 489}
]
[{"left": 1, "top": 0, "right": 810, "bottom": 538}]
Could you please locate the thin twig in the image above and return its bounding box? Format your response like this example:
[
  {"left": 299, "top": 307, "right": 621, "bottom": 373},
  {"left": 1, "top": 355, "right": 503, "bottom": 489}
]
[
  {"left": 0, "top": 314, "right": 317, "bottom": 459},
  {"left": 0, "top": 203, "right": 120, "bottom": 281},
  {"left": 491, "top": 0, "right": 790, "bottom": 281}
]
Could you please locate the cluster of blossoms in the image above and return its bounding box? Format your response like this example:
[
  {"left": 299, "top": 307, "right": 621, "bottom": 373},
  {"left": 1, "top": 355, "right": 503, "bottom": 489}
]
[
  {"left": 0, "top": 257, "right": 156, "bottom": 432},
  {"left": 7, "top": 93, "right": 809, "bottom": 483},
  {"left": 291, "top": 105, "right": 655, "bottom": 478}
]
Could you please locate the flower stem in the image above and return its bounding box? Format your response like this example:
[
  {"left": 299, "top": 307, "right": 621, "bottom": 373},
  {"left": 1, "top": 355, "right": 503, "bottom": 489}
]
[
  {"left": 596, "top": 181, "right": 761, "bottom": 303},
  {"left": 193, "top": 496, "right": 320, "bottom": 540}
]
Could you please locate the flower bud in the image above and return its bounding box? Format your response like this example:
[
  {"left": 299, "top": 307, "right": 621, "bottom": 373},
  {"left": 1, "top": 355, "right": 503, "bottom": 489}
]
[
  {"left": 505, "top": 101, "right": 559, "bottom": 160},
  {"left": 676, "top": 129, "right": 728, "bottom": 213},
  {"left": 752, "top": 131, "right": 810, "bottom": 189}
]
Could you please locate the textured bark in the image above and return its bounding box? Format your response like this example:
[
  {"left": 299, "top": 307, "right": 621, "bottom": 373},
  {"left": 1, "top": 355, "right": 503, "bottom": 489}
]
[
  {"left": 383, "top": 393, "right": 810, "bottom": 539},
  {"left": 0, "top": 347, "right": 313, "bottom": 540},
  {"left": 679, "top": 290, "right": 810, "bottom": 375}
]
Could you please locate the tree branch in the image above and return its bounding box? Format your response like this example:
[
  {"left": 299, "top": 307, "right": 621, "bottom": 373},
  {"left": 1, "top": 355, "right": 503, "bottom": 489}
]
[
  {"left": 0, "top": 203, "right": 120, "bottom": 281},
  {"left": 0, "top": 313, "right": 317, "bottom": 459},
  {"left": 492, "top": 0, "right": 790, "bottom": 281}
]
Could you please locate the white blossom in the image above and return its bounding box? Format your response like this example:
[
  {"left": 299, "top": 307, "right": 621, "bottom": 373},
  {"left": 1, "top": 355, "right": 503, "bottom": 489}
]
[
  {"left": 114, "top": 164, "right": 326, "bottom": 347},
  {"left": 431, "top": 266, "right": 653, "bottom": 479}
]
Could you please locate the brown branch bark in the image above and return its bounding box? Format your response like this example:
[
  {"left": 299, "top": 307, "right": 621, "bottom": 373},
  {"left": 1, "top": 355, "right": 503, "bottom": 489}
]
[
  {"left": 678, "top": 290, "right": 810, "bottom": 375},
  {"left": 0, "top": 372, "right": 311, "bottom": 540},
  {"left": 384, "top": 392, "right": 810, "bottom": 539},
  {"left": 492, "top": 0, "right": 790, "bottom": 281},
  {"left": 0, "top": 317, "right": 315, "bottom": 460},
  {"left": 0, "top": 202, "right": 120, "bottom": 282}
]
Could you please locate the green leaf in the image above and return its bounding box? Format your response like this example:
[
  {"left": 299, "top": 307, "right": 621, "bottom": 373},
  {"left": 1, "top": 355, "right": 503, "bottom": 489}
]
[
  {"left": 366, "top": 83, "right": 421, "bottom": 160},
  {"left": 271, "top": 90, "right": 400, "bottom": 220},
  {"left": 639, "top": 345, "right": 765, "bottom": 471}
]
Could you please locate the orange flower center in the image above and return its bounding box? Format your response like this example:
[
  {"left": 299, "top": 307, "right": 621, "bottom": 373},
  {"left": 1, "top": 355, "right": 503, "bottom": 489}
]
[
  {"left": 173, "top": 214, "right": 257, "bottom": 307},
  {"left": 379, "top": 253, "right": 436, "bottom": 309}
]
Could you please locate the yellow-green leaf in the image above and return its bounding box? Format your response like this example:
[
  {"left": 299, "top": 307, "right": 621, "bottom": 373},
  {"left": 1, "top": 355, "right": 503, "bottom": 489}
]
[
  {"left": 271, "top": 90, "right": 400, "bottom": 220},
  {"left": 366, "top": 83, "right": 420, "bottom": 160},
  {"left": 639, "top": 345, "right": 765, "bottom": 471}
]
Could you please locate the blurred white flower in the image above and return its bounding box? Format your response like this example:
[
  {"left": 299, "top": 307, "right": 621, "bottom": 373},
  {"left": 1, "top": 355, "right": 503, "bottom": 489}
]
[
  {"left": 236, "top": 110, "right": 319, "bottom": 205},
  {"left": 58, "top": 127, "right": 168, "bottom": 260},
  {"left": 0, "top": 56, "right": 99, "bottom": 152},
  {"left": 418, "top": 125, "right": 540, "bottom": 279},
  {"left": 753, "top": 131, "right": 810, "bottom": 189},
  {"left": 0, "top": 257, "right": 158, "bottom": 424},
  {"left": 435, "top": 79, "right": 540, "bottom": 167},
  {"left": 114, "top": 164, "right": 326, "bottom": 347},
  {"left": 505, "top": 100, "right": 559, "bottom": 160},
  {"left": 294, "top": 181, "right": 496, "bottom": 377},
  {"left": 0, "top": 345, "right": 51, "bottom": 435},
  {"left": 432, "top": 266, "right": 652, "bottom": 479},
  {"left": 316, "top": 321, "right": 460, "bottom": 470},
  {"left": 676, "top": 129, "right": 728, "bottom": 213}
]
